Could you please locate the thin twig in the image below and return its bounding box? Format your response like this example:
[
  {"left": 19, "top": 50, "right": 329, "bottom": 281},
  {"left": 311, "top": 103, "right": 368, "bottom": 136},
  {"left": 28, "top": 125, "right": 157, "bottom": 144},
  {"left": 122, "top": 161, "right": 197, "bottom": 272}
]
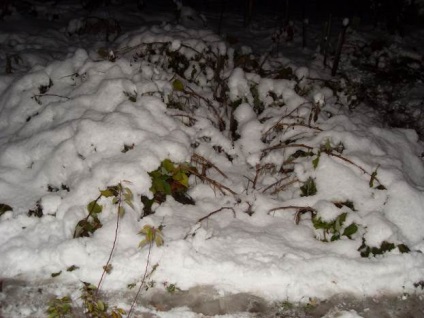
[
  {"left": 262, "top": 142, "right": 314, "bottom": 153},
  {"left": 96, "top": 185, "right": 123, "bottom": 294},
  {"left": 187, "top": 167, "right": 236, "bottom": 195},
  {"left": 127, "top": 242, "right": 153, "bottom": 318},
  {"left": 261, "top": 175, "right": 291, "bottom": 193},
  {"left": 327, "top": 152, "right": 383, "bottom": 186},
  {"left": 197, "top": 207, "right": 236, "bottom": 223},
  {"left": 270, "top": 178, "right": 299, "bottom": 195},
  {"left": 33, "top": 93, "right": 71, "bottom": 100},
  {"left": 268, "top": 205, "right": 316, "bottom": 224},
  {"left": 191, "top": 153, "right": 228, "bottom": 179},
  {"left": 185, "top": 86, "right": 225, "bottom": 130}
]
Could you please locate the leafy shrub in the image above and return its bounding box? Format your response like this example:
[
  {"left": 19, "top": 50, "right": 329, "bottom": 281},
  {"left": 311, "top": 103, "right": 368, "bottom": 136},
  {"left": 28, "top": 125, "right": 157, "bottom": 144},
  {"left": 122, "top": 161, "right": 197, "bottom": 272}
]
[
  {"left": 141, "top": 159, "right": 194, "bottom": 216},
  {"left": 312, "top": 212, "right": 358, "bottom": 242}
]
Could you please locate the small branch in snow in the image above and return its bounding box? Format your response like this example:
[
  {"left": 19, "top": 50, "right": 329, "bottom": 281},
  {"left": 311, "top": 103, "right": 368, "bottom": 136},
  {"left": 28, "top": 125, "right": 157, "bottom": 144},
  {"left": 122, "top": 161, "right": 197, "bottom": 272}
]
[
  {"left": 187, "top": 166, "right": 236, "bottom": 195},
  {"left": 260, "top": 175, "right": 292, "bottom": 193},
  {"left": 191, "top": 153, "right": 228, "bottom": 179},
  {"left": 96, "top": 186, "right": 124, "bottom": 294},
  {"left": 261, "top": 103, "right": 321, "bottom": 141},
  {"left": 262, "top": 142, "right": 313, "bottom": 154},
  {"left": 169, "top": 113, "right": 197, "bottom": 127},
  {"left": 127, "top": 244, "right": 157, "bottom": 318},
  {"left": 268, "top": 205, "right": 316, "bottom": 224},
  {"left": 270, "top": 178, "right": 299, "bottom": 195},
  {"left": 327, "top": 152, "right": 384, "bottom": 188},
  {"left": 197, "top": 207, "right": 236, "bottom": 223}
]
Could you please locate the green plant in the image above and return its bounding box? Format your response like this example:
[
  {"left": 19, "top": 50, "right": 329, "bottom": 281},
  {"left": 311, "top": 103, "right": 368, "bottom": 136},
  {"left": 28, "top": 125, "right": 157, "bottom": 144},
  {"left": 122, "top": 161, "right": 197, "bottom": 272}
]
[
  {"left": 73, "top": 184, "right": 134, "bottom": 238},
  {"left": 81, "top": 282, "right": 126, "bottom": 318},
  {"left": 300, "top": 177, "right": 317, "bottom": 197},
  {"left": 312, "top": 212, "right": 358, "bottom": 242},
  {"left": 138, "top": 225, "right": 164, "bottom": 248},
  {"left": 358, "top": 240, "right": 410, "bottom": 257},
  {"left": 164, "top": 282, "right": 181, "bottom": 294},
  {"left": 140, "top": 159, "right": 194, "bottom": 216},
  {"left": 46, "top": 296, "right": 73, "bottom": 318},
  {"left": 278, "top": 299, "right": 294, "bottom": 310}
]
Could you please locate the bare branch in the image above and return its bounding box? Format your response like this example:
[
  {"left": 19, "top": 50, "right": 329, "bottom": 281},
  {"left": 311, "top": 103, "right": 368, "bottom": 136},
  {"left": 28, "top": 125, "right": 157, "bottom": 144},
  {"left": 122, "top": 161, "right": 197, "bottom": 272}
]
[{"left": 197, "top": 207, "right": 236, "bottom": 223}]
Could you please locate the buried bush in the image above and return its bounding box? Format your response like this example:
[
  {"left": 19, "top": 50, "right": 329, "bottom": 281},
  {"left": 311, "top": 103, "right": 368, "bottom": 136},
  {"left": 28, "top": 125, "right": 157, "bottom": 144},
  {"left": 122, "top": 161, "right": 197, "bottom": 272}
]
[
  {"left": 312, "top": 212, "right": 358, "bottom": 242},
  {"left": 141, "top": 159, "right": 194, "bottom": 216}
]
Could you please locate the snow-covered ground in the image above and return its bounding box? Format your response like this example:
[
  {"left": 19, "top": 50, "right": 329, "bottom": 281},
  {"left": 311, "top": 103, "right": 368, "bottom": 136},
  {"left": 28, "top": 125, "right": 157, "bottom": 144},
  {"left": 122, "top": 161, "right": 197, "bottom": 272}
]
[{"left": 0, "top": 1, "right": 424, "bottom": 317}]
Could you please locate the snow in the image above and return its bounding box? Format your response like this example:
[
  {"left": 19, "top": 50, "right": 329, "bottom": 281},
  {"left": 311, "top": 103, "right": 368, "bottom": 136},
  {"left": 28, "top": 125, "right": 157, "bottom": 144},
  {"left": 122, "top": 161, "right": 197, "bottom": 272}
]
[{"left": 0, "top": 1, "right": 424, "bottom": 317}]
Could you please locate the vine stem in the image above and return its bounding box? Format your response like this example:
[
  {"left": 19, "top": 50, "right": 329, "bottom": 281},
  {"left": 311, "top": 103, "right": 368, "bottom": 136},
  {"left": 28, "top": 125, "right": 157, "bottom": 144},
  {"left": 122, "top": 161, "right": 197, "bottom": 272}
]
[
  {"left": 127, "top": 241, "right": 153, "bottom": 318},
  {"left": 96, "top": 184, "right": 123, "bottom": 295}
]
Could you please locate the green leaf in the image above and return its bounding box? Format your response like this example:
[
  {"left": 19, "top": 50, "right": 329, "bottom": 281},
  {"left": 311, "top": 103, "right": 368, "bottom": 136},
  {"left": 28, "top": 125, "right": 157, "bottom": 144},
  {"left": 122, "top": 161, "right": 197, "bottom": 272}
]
[
  {"left": 162, "top": 159, "right": 175, "bottom": 173},
  {"left": 173, "top": 171, "right": 189, "bottom": 188},
  {"left": 51, "top": 271, "right": 62, "bottom": 278},
  {"left": 398, "top": 244, "right": 410, "bottom": 254},
  {"left": 125, "top": 199, "right": 135, "bottom": 210},
  {"left": 155, "top": 234, "right": 164, "bottom": 247},
  {"left": 100, "top": 189, "right": 115, "bottom": 197},
  {"left": 300, "top": 177, "right": 317, "bottom": 197},
  {"left": 87, "top": 201, "right": 102, "bottom": 214},
  {"left": 124, "top": 187, "right": 133, "bottom": 200},
  {"left": 138, "top": 238, "right": 148, "bottom": 248},
  {"left": 323, "top": 139, "right": 332, "bottom": 153},
  {"left": 342, "top": 223, "right": 358, "bottom": 238},
  {"left": 312, "top": 152, "right": 320, "bottom": 169},
  {"left": 97, "top": 300, "right": 106, "bottom": 312},
  {"left": 66, "top": 265, "right": 79, "bottom": 272},
  {"left": 138, "top": 225, "right": 164, "bottom": 248},
  {"left": 123, "top": 187, "right": 134, "bottom": 209},
  {"left": 369, "top": 166, "right": 379, "bottom": 188},
  {"left": 172, "top": 79, "right": 184, "bottom": 92}
]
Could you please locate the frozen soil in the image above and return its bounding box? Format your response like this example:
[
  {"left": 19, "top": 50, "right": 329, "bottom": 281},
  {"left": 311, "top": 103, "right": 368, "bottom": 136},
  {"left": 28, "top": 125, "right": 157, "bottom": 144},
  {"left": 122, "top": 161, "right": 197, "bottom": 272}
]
[{"left": 1, "top": 278, "right": 423, "bottom": 317}]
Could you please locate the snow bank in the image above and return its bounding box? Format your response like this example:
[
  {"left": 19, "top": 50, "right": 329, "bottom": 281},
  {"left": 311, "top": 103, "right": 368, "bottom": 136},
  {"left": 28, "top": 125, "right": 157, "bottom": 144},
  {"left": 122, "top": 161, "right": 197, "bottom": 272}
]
[{"left": 0, "top": 24, "right": 423, "bottom": 315}]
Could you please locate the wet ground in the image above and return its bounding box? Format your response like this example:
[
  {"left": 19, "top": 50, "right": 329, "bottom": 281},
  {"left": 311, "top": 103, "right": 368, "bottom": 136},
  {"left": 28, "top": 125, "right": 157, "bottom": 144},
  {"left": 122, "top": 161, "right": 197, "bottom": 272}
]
[{"left": 1, "top": 279, "right": 423, "bottom": 317}]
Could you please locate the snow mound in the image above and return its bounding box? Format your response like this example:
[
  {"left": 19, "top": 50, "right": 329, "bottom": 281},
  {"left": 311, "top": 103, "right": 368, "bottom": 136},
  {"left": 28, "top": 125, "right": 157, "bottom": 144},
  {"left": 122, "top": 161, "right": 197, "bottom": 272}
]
[{"left": 0, "top": 24, "right": 424, "bottom": 316}]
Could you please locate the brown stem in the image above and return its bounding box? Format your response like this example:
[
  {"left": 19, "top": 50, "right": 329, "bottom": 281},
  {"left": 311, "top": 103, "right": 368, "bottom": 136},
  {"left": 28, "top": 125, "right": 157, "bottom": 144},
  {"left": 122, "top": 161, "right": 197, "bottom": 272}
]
[
  {"left": 187, "top": 167, "right": 236, "bottom": 195},
  {"left": 127, "top": 242, "right": 153, "bottom": 318},
  {"left": 268, "top": 205, "right": 316, "bottom": 224},
  {"left": 96, "top": 185, "right": 123, "bottom": 294},
  {"left": 191, "top": 153, "right": 228, "bottom": 179},
  {"left": 197, "top": 207, "right": 236, "bottom": 223}
]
